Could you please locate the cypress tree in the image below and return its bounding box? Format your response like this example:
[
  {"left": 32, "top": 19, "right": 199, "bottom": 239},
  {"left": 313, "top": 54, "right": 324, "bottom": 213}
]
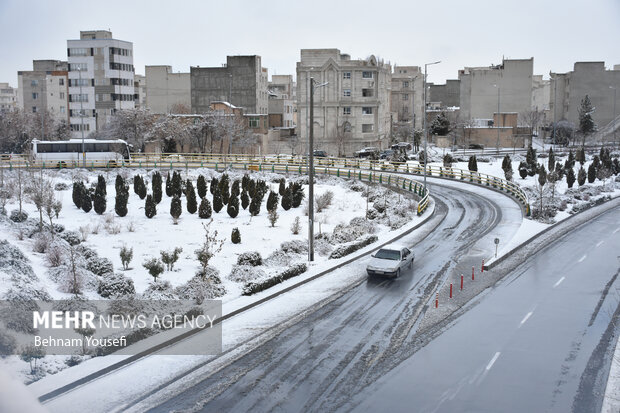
[
  {"left": 241, "top": 190, "right": 250, "bottom": 210},
  {"left": 227, "top": 195, "right": 239, "bottom": 218},
  {"left": 592, "top": 155, "right": 601, "bottom": 170},
  {"left": 115, "top": 191, "right": 128, "bottom": 217},
  {"left": 518, "top": 161, "right": 528, "bottom": 179},
  {"left": 197, "top": 175, "right": 207, "bottom": 199},
  {"left": 72, "top": 181, "right": 84, "bottom": 208},
  {"left": 266, "top": 190, "right": 279, "bottom": 212},
  {"left": 555, "top": 162, "right": 564, "bottom": 179},
  {"left": 210, "top": 177, "right": 219, "bottom": 195},
  {"left": 152, "top": 171, "right": 162, "bottom": 204},
  {"left": 468, "top": 155, "right": 478, "bottom": 172},
  {"left": 576, "top": 147, "right": 586, "bottom": 165},
  {"left": 97, "top": 175, "right": 106, "bottom": 196},
  {"left": 145, "top": 194, "right": 157, "bottom": 218},
  {"left": 93, "top": 179, "right": 106, "bottom": 215},
  {"left": 247, "top": 179, "right": 256, "bottom": 198},
  {"left": 185, "top": 179, "right": 197, "bottom": 214},
  {"left": 249, "top": 194, "right": 261, "bottom": 216},
  {"left": 212, "top": 186, "right": 223, "bottom": 213},
  {"left": 115, "top": 174, "right": 125, "bottom": 195},
  {"left": 278, "top": 178, "right": 286, "bottom": 196},
  {"left": 231, "top": 227, "right": 241, "bottom": 244},
  {"left": 170, "top": 195, "right": 182, "bottom": 221},
  {"left": 281, "top": 187, "right": 292, "bottom": 211},
  {"left": 231, "top": 180, "right": 240, "bottom": 198},
  {"left": 171, "top": 171, "right": 182, "bottom": 198},
  {"left": 291, "top": 182, "right": 305, "bottom": 208},
  {"left": 526, "top": 147, "right": 537, "bottom": 170},
  {"left": 566, "top": 150, "right": 575, "bottom": 170},
  {"left": 133, "top": 175, "right": 141, "bottom": 196},
  {"left": 81, "top": 192, "right": 92, "bottom": 213},
  {"left": 547, "top": 148, "right": 555, "bottom": 172},
  {"left": 219, "top": 176, "right": 230, "bottom": 205},
  {"left": 165, "top": 172, "right": 172, "bottom": 197},
  {"left": 501, "top": 154, "right": 511, "bottom": 173},
  {"left": 138, "top": 176, "right": 147, "bottom": 199},
  {"left": 241, "top": 174, "right": 250, "bottom": 191},
  {"left": 578, "top": 166, "right": 587, "bottom": 186},
  {"left": 587, "top": 163, "right": 596, "bottom": 183},
  {"left": 198, "top": 197, "right": 212, "bottom": 219},
  {"left": 566, "top": 167, "right": 576, "bottom": 188}
]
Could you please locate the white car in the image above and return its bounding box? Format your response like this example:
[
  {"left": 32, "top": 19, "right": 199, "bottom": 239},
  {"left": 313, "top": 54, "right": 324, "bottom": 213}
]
[{"left": 366, "top": 244, "right": 414, "bottom": 278}]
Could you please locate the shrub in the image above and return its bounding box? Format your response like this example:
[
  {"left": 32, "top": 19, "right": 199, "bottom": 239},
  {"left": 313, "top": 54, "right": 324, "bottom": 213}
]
[
  {"left": 46, "top": 243, "right": 65, "bottom": 267},
  {"left": 328, "top": 235, "right": 378, "bottom": 259},
  {"left": 9, "top": 209, "right": 28, "bottom": 222},
  {"left": 165, "top": 172, "right": 172, "bottom": 197},
  {"left": 197, "top": 175, "right": 207, "bottom": 199},
  {"left": 175, "top": 268, "right": 226, "bottom": 301},
  {"left": 281, "top": 188, "right": 292, "bottom": 211},
  {"left": 249, "top": 194, "right": 261, "bottom": 216},
  {"left": 315, "top": 190, "right": 334, "bottom": 212},
  {"left": 160, "top": 247, "right": 183, "bottom": 271},
  {"left": 114, "top": 191, "right": 128, "bottom": 217},
  {"left": 291, "top": 216, "right": 301, "bottom": 234},
  {"left": 242, "top": 263, "right": 307, "bottom": 296},
  {"left": 237, "top": 251, "right": 263, "bottom": 266},
  {"left": 72, "top": 182, "right": 85, "bottom": 209},
  {"left": 267, "top": 190, "right": 279, "bottom": 212},
  {"left": 290, "top": 182, "right": 305, "bottom": 208},
  {"left": 578, "top": 166, "right": 587, "bottom": 186},
  {"left": 97, "top": 272, "right": 135, "bottom": 298},
  {"left": 231, "top": 227, "right": 241, "bottom": 244},
  {"left": 81, "top": 193, "right": 93, "bottom": 213},
  {"left": 59, "top": 230, "right": 81, "bottom": 246},
  {"left": 227, "top": 195, "right": 239, "bottom": 218},
  {"left": 219, "top": 174, "right": 230, "bottom": 205},
  {"left": 120, "top": 246, "right": 133, "bottom": 270},
  {"left": 0, "top": 330, "right": 17, "bottom": 358},
  {"left": 54, "top": 182, "right": 69, "bottom": 191},
  {"left": 587, "top": 163, "right": 596, "bottom": 183},
  {"left": 468, "top": 155, "right": 478, "bottom": 172},
  {"left": 170, "top": 195, "right": 182, "bottom": 223},
  {"left": 566, "top": 167, "right": 576, "bottom": 188},
  {"left": 33, "top": 232, "right": 51, "bottom": 253},
  {"left": 212, "top": 187, "right": 223, "bottom": 213},
  {"left": 171, "top": 171, "right": 183, "bottom": 198},
  {"left": 241, "top": 190, "right": 250, "bottom": 210},
  {"left": 152, "top": 171, "right": 162, "bottom": 204},
  {"left": 142, "top": 258, "right": 164, "bottom": 282},
  {"left": 86, "top": 256, "right": 114, "bottom": 276},
  {"left": 231, "top": 180, "right": 240, "bottom": 198},
  {"left": 228, "top": 264, "right": 266, "bottom": 283},
  {"left": 280, "top": 240, "right": 308, "bottom": 254},
  {"left": 186, "top": 180, "right": 197, "bottom": 214},
  {"left": 210, "top": 177, "right": 219, "bottom": 195},
  {"left": 93, "top": 185, "right": 106, "bottom": 215},
  {"left": 199, "top": 197, "right": 212, "bottom": 219},
  {"left": 145, "top": 194, "right": 157, "bottom": 218},
  {"left": 278, "top": 179, "right": 286, "bottom": 196},
  {"left": 268, "top": 208, "right": 279, "bottom": 227}
]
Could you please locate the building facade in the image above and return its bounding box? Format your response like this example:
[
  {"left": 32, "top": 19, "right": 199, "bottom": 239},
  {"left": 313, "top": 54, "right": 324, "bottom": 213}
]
[
  {"left": 134, "top": 74, "right": 147, "bottom": 109},
  {"left": 297, "top": 49, "right": 392, "bottom": 156},
  {"left": 190, "top": 56, "right": 268, "bottom": 115},
  {"left": 550, "top": 62, "right": 620, "bottom": 131},
  {"left": 0, "top": 83, "right": 17, "bottom": 113},
  {"left": 428, "top": 79, "right": 460, "bottom": 109},
  {"left": 67, "top": 30, "right": 135, "bottom": 138},
  {"left": 17, "top": 60, "right": 69, "bottom": 123},
  {"left": 459, "top": 58, "right": 534, "bottom": 121},
  {"left": 145, "top": 65, "right": 190, "bottom": 114},
  {"left": 390, "top": 66, "right": 423, "bottom": 127}
]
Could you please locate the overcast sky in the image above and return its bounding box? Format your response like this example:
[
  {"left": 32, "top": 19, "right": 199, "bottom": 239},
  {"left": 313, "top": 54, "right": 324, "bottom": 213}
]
[{"left": 1, "top": 0, "right": 619, "bottom": 88}]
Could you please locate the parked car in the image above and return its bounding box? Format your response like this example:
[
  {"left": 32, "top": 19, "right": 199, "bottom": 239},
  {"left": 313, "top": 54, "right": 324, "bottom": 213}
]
[
  {"left": 313, "top": 150, "right": 328, "bottom": 158},
  {"left": 468, "top": 144, "right": 484, "bottom": 150},
  {"left": 391, "top": 142, "right": 412, "bottom": 153},
  {"left": 379, "top": 149, "right": 394, "bottom": 159},
  {"left": 366, "top": 244, "right": 415, "bottom": 278},
  {"left": 356, "top": 147, "right": 379, "bottom": 159}
]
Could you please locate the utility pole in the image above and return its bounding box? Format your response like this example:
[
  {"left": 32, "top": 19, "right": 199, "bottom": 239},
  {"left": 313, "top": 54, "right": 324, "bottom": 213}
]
[
  {"left": 423, "top": 61, "right": 440, "bottom": 191},
  {"left": 496, "top": 86, "right": 500, "bottom": 155},
  {"left": 79, "top": 66, "right": 85, "bottom": 167},
  {"left": 611, "top": 86, "right": 617, "bottom": 148}
]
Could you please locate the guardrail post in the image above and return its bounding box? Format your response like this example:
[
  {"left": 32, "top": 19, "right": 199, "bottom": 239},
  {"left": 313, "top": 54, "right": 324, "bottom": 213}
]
[{"left": 336, "top": 169, "right": 340, "bottom": 177}]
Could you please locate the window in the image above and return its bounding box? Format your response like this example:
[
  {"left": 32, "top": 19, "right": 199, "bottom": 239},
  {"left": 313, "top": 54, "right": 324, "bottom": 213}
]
[
  {"left": 31, "top": 80, "right": 38, "bottom": 87},
  {"left": 362, "top": 71, "right": 373, "bottom": 79},
  {"left": 249, "top": 117, "right": 260, "bottom": 128},
  {"left": 403, "top": 81, "right": 409, "bottom": 88},
  {"left": 343, "top": 72, "right": 351, "bottom": 79},
  {"left": 362, "top": 107, "right": 373, "bottom": 115},
  {"left": 402, "top": 94, "right": 409, "bottom": 101},
  {"left": 69, "top": 94, "right": 88, "bottom": 103},
  {"left": 32, "top": 92, "right": 39, "bottom": 99},
  {"left": 362, "top": 89, "right": 373, "bottom": 97},
  {"left": 70, "top": 78, "right": 90, "bottom": 87},
  {"left": 68, "top": 48, "right": 89, "bottom": 57},
  {"left": 343, "top": 107, "right": 351, "bottom": 115},
  {"left": 60, "top": 92, "right": 65, "bottom": 99},
  {"left": 69, "top": 63, "right": 88, "bottom": 72},
  {"left": 343, "top": 121, "right": 352, "bottom": 132},
  {"left": 362, "top": 124, "right": 374, "bottom": 133},
  {"left": 59, "top": 78, "right": 64, "bottom": 86},
  {"left": 32, "top": 106, "right": 37, "bottom": 113},
  {"left": 60, "top": 106, "right": 65, "bottom": 114},
  {"left": 343, "top": 89, "right": 351, "bottom": 97}
]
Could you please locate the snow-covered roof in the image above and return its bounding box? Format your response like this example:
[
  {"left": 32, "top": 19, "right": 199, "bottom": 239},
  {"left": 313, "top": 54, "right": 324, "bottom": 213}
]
[{"left": 211, "top": 101, "right": 238, "bottom": 109}]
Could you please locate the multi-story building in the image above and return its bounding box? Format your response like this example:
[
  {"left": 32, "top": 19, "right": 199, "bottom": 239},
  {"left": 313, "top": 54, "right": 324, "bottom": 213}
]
[
  {"left": 190, "top": 56, "right": 268, "bottom": 115},
  {"left": 428, "top": 79, "right": 461, "bottom": 110},
  {"left": 550, "top": 62, "right": 620, "bottom": 131},
  {"left": 391, "top": 66, "right": 423, "bottom": 127},
  {"left": 17, "top": 60, "right": 69, "bottom": 134},
  {"left": 145, "top": 65, "right": 190, "bottom": 114},
  {"left": 268, "top": 75, "right": 295, "bottom": 128},
  {"left": 459, "top": 58, "right": 534, "bottom": 121},
  {"left": 0, "top": 83, "right": 17, "bottom": 112},
  {"left": 67, "top": 30, "right": 135, "bottom": 138},
  {"left": 296, "top": 49, "right": 392, "bottom": 156},
  {"left": 134, "top": 74, "right": 147, "bottom": 109}
]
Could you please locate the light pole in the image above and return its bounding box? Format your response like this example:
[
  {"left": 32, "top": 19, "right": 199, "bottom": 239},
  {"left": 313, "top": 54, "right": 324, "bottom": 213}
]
[
  {"left": 493, "top": 84, "right": 500, "bottom": 155},
  {"left": 423, "top": 61, "right": 440, "bottom": 191},
  {"left": 78, "top": 65, "right": 86, "bottom": 167},
  {"left": 308, "top": 76, "right": 328, "bottom": 262},
  {"left": 552, "top": 74, "right": 557, "bottom": 150},
  {"left": 611, "top": 86, "right": 617, "bottom": 148},
  {"left": 410, "top": 75, "right": 419, "bottom": 153}
]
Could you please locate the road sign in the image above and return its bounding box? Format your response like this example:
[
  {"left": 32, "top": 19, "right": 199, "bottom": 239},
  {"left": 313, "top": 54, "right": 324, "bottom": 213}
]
[{"left": 494, "top": 238, "right": 500, "bottom": 245}]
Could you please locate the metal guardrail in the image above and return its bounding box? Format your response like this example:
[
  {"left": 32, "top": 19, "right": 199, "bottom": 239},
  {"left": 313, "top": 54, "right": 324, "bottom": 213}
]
[{"left": 0, "top": 152, "right": 530, "bottom": 215}]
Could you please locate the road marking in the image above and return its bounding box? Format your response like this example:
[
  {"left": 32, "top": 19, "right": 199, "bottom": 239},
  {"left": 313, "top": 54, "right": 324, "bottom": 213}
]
[
  {"left": 519, "top": 312, "right": 533, "bottom": 327},
  {"left": 614, "top": 227, "right": 620, "bottom": 234},
  {"left": 596, "top": 241, "right": 604, "bottom": 247},
  {"left": 578, "top": 255, "right": 587, "bottom": 263},
  {"left": 554, "top": 277, "right": 565, "bottom": 288},
  {"left": 486, "top": 352, "right": 501, "bottom": 371}
]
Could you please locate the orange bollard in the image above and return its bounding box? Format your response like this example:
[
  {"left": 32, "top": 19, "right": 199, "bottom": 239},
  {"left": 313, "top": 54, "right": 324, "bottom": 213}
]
[
  {"left": 450, "top": 283, "right": 453, "bottom": 298},
  {"left": 481, "top": 259, "right": 485, "bottom": 273},
  {"left": 461, "top": 275, "right": 464, "bottom": 290},
  {"left": 435, "top": 293, "right": 439, "bottom": 308},
  {"left": 472, "top": 266, "right": 475, "bottom": 281}
]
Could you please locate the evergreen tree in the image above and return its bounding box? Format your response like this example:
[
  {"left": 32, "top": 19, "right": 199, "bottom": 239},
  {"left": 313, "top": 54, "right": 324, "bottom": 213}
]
[
  {"left": 212, "top": 186, "right": 223, "bottom": 213},
  {"left": 185, "top": 179, "right": 197, "bottom": 214},
  {"left": 165, "top": 172, "right": 172, "bottom": 197},
  {"left": 526, "top": 146, "right": 537, "bottom": 171},
  {"left": 115, "top": 191, "right": 128, "bottom": 217},
  {"left": 578, "top": 166, "right": 587, "bottom": 186},
  {"left": 93, "top": 183, "right": 106, "bottom": 215},
  {"left": 115, "top": 174, "right": 126, "bottom": 195},
  {"left": 468, "top": 155, "right": 478, "bottom": 172},
  {"left": 278, "top": 178, "right": 286, "bottom": 196},
  {"left": 198, "top": 197, "right": 212, "bottom": 219},
  {"left": 133, "top": 175, "right": 141, "bottom": 196},
  {"left": 592, "top": 155, "right": 601, "bottom": 170},
  {"left": 291, "top": 182, "right": 305, "bottom": 208},
  {"left": 501, "top": 154, "right": 511, "bottom": 172},
  {"left": 537, "top": 165, "right": 547, "bottom": 214},
  {"left": 81, "top": 192, "right": 92, "bottom": 213},
  {"left": 197, "top": 175, "right": 207, "bottom": 199},
  {"left": 578, "top": 95, "right": 596, "bottom": 144},
  {"left": 576, "top": 147, "right": 586, "bottom": 165},
  {"left": 231, "top": 227, "right": 241, "bottom": 244},
  {"left": 566, "top": 150, "right": 575, "bottom": 170},
  {"left": 247, "top": 179, "right": 256, "bottom": 198},
  {"left": 547, "top": 148, "right": 555, "bottom": 172},
  {"left": 210, "top": 177, "right": 219, "bottom": 195},
  {"left": 219, "top": 176, "right": 230, "bottom": 205},
  {"left": 518, "top": 161, "right": 528, "bottom": 179},
  {"left": 249, "top": 194, "right": 261, "bottom": 216},
  {"left": 227, "top": 195, "right": 239, "bottom": 218},
  {"left": 152, "top": 171, "right": 162, "bottom": 204},
  {"left": 587, "top": 163, "right": 596, "bottom": 183},
  {"left": 566, "top": 167, "right": 576, "bottom": 188},
  {"left": 281, "top": 187, "right": 292, "bottom": 210},
  {"left": 429, "top": 111, "right": 451, "bottom": 136},
  {"left": 241, "top": 174, "right": 250, "bottom": 192},
  {"left": 266, "top": 190, "right": 279, "bottom": 212},
  {"left": 171, "top": 171, "right": 183, "bottom": 198},
  {"left": 72, "top": 181, "right": 84, "bottom": 209},
  {"left": 555, "top": 162, "right": 564, "bottom": 180},
  {"left": 97, "top": 175, "right": 106, "bottom": 196},
  {"left": 145, "top": 194, "right": 157, "bottom": 218},
  {"left": 170, "top": 195, "right": 182, "bottom": 222},
  {"left": 241, "top": 190, "right": 250, "bottom": 210}
]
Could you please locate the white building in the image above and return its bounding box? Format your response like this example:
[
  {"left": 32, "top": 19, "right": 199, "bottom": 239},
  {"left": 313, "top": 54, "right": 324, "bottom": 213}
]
[
  {"left": 145, "top": 65, "right": 190, "bottom": 114},
  {"left": 67, "top": 30, "right": 135, "bottom": 138},
  {"left": 0, "top": 83, "right": 17, "bottom": 113}
]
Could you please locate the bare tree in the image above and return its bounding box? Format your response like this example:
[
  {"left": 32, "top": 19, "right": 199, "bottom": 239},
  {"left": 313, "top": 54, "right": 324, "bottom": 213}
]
[
  {"left": 519, "top": 109, "right": 544, "bottom": 144},
  {"left": 169, "top": 103, "right": 191, "bottom": 114},
  {"left": 100, "top": 108, "right": 154, "bottom": 151}
]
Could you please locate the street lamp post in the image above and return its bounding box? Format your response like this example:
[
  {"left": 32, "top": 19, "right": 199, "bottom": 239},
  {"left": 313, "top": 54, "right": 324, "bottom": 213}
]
[
  {"left": 410, "top": 75, "right": 419, "bottom": 153},
  {"left": 423, "top": 61, "right": 440, "bottom": 191},
  {"left": 79, "top": 66, "right": 86, "bottom": 167},
  {"left": 308, "top": 76, "right": 328, "bottom": 262},
  {"left": 611, "top": 86, "right": 617, "bottom": 148},
  {"left": 493, "top": 84, "right": 500, "bottom": 155}
]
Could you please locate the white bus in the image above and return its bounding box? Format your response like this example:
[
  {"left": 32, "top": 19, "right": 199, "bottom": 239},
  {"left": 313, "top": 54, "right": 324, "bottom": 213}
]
[{"left": 31, "top": 139, "right": 131, "bottom": 167}]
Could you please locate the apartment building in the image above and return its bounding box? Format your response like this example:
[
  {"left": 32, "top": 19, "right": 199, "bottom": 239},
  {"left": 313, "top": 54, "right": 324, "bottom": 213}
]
[
  {"left": 190, "top": 56, "right": 268, "bottom": 115},
  {"left": 296, "top": 49, "right": 392, "bottom": 156},
  {"left": 67, "top": 30, "right": 135, "bottom": 138},
  {"left": 134, "top": 74, "right": 147, "bottom": 109},
  {"left": 268, "top": 75, "right": 295, "bottom": 128},
  {"left": 0, "top": 83, "right": 17, "bottom": 113},
  {"left": 17, "top": 60, "right": 69, "bottom": 123},
  {"left": 459, "top": 58, "right": 534, "bottom": 121},
  {"left": 550, "top": 62, "right": 620, "bottom": 130},
  {"left": 428, "top": 79, "right": 460, "bottom": 110},
  {"left": 145, "top": 65, "right": 190, "bottom": 114},
  {"left": 390, "top": 66, "right": 423, "bottom": 127}
]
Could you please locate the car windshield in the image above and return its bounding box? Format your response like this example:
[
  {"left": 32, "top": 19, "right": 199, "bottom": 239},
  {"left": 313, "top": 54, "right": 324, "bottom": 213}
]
[{"left": 374, "top": 249, "right": 400, "bottom": 260}]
